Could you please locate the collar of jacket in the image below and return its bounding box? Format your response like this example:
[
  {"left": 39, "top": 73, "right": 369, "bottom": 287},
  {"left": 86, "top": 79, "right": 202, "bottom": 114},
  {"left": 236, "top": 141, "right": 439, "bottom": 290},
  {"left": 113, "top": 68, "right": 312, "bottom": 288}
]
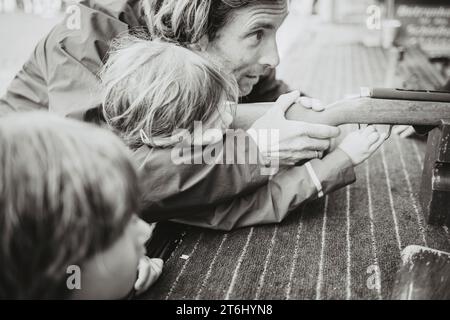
[{"left": 65, "top": 0, "right": 148, "bottom": 122}]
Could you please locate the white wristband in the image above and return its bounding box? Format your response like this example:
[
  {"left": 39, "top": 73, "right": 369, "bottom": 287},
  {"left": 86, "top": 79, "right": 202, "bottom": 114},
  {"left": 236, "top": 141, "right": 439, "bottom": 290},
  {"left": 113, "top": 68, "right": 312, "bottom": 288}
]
[{"left": 305, "top": 162, "right": 324, "bottom": 198}]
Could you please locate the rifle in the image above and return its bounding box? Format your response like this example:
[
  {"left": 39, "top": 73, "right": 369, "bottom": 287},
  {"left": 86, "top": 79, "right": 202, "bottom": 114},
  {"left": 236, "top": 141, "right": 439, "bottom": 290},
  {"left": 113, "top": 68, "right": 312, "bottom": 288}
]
[{"left": 234, "top": 88, "right": 450, "bottom": 129}]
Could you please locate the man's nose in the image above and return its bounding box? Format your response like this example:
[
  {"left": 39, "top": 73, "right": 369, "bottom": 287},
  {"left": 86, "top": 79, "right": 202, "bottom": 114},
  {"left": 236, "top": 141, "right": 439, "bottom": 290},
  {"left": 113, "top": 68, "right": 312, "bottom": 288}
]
[{"left": 259, "top": 38, "right": 280, "bottom": 68}]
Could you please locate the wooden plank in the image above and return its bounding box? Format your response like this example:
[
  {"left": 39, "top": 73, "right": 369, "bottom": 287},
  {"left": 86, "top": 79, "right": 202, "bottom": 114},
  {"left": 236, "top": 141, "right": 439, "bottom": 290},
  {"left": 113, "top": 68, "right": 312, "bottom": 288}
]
[
  {"left": 420, "top": 121, "right": 450, "bottom": 226},
  {"left": 392, "top": 245, "right": 450, "bottom": 300}
]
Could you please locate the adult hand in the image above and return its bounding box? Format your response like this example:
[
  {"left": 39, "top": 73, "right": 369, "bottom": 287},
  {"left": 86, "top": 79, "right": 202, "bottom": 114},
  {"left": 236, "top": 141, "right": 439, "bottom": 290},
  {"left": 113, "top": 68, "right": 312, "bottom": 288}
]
[{"left": 247, "top": 91, "right": 340, "bottom": 165}]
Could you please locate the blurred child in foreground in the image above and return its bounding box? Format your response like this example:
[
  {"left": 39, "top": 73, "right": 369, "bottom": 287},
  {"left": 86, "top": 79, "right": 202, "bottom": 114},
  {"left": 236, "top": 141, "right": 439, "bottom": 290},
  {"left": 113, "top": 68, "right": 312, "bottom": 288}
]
[{"left": 0, "top": 112, "right": 162, "bottom": 299}]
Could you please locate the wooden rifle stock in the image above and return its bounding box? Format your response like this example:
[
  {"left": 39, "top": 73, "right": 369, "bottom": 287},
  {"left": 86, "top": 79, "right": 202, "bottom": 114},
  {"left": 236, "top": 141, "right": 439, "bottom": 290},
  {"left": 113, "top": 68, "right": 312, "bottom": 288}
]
[
  {"left": 288, "top": 98, "right": 450, "bottom": 126},
  {"left": 234, "top": 98, "right": 450, "bottom": 130}
]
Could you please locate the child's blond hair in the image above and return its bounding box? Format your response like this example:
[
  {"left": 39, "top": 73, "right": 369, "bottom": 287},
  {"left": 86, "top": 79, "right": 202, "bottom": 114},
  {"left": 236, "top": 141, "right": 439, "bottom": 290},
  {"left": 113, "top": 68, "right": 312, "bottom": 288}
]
[{"left": 100, "top": 35, "right": 238, "bottom": 149}]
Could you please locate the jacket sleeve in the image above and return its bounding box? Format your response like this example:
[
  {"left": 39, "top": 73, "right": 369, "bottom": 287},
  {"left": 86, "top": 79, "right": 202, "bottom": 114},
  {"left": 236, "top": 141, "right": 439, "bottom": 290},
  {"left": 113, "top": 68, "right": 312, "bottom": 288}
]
[
  {"left": 172, "top": 148, "right": 356, "bottom": 231},
  {"left": 136, "top": 129, "right": 273, "bottom": 222},
  {"left": 0, "top": 36, "right": 49, "bottom": 115},
  {"left": 0, "top": 3, "right": 131, "bottom": 120},
  {"left": 0, "top": 20, "right": 103, "bottom": 118}
]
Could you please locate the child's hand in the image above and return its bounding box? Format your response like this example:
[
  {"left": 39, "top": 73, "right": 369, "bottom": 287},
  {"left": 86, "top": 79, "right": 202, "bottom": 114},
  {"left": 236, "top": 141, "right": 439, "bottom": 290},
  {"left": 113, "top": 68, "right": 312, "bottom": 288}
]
[
  {"left": 338, "top": 126, "right": 386, "bottom": 166},
  {"left": 134, "top": 256, "right": 164, "bottom": 296}
]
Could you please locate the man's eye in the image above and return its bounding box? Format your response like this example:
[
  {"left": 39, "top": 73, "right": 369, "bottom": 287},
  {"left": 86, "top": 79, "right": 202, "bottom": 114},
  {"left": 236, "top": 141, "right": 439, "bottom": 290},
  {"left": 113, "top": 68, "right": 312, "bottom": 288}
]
[
  {"left": 255, "top": 30, "right": 264, "bottom": 40},
  {"left": 249, "top": 30, "right": 264, "bottom": 43}
]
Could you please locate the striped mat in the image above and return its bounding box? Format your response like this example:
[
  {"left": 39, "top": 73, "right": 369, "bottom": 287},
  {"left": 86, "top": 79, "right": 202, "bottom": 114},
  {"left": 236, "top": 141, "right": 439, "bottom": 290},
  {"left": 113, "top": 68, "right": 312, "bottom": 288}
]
[{"left": 144, "top": 42, "right": 450, "bottom": 300}]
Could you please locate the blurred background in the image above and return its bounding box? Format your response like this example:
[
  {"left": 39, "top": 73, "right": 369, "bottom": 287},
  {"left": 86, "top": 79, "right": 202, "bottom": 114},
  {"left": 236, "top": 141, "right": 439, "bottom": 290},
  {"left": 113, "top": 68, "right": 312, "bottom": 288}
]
[
  {"left": 276, "top": 0, "right": 450, "bottom": 100},
  {"left": 1, "top": 0, "right": 450, "bottom": 96},
  {"left": 0, "top": 0, "right": 65, "bottom": 95}
]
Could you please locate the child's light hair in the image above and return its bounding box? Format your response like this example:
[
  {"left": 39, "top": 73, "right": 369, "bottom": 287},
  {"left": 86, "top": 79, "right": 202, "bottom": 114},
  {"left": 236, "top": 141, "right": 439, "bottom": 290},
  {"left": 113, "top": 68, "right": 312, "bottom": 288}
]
[
  {"left": 100, "top": 35, "right": 239, "bottom": 149},
  {"left": 0, "top": 112, "right": 139, "bottom": 299}
]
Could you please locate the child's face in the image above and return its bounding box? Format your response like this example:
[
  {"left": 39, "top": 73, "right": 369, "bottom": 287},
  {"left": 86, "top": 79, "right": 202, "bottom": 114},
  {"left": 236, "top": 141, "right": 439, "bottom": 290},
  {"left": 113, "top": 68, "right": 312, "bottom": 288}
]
[{"left": 70, "top": 215, "right": 154, "bottom": 300}]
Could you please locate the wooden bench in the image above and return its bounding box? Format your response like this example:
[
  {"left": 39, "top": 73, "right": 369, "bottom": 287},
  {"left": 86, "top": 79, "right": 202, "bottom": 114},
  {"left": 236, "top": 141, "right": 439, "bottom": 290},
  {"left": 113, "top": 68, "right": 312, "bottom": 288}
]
[
  {"left": 390, "top": 46, "right": 450, "bottom": 228},
  {"left": 392, "top": 245, "right": 450, "bottom": 299}
]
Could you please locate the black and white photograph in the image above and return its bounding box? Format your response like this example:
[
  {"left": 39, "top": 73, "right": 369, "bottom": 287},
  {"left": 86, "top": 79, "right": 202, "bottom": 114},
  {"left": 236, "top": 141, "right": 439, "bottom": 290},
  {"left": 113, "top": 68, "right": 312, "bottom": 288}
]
[{"left": 1, "top": 0, "right": 450, "bottom": 305}]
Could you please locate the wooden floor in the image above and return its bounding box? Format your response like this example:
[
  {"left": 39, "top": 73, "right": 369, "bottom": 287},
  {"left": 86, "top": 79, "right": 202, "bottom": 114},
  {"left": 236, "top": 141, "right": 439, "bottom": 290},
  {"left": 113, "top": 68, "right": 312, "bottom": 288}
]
[{"left": 144, "top": 24, "right": 450, "bottom": 300}]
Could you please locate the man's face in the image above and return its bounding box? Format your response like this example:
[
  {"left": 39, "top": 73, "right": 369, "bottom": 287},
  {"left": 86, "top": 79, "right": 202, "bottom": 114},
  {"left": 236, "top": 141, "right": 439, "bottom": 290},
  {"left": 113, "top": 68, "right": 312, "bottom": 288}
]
[{"left": 205, "top": 1, "right": 289, "bottom": 97}]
